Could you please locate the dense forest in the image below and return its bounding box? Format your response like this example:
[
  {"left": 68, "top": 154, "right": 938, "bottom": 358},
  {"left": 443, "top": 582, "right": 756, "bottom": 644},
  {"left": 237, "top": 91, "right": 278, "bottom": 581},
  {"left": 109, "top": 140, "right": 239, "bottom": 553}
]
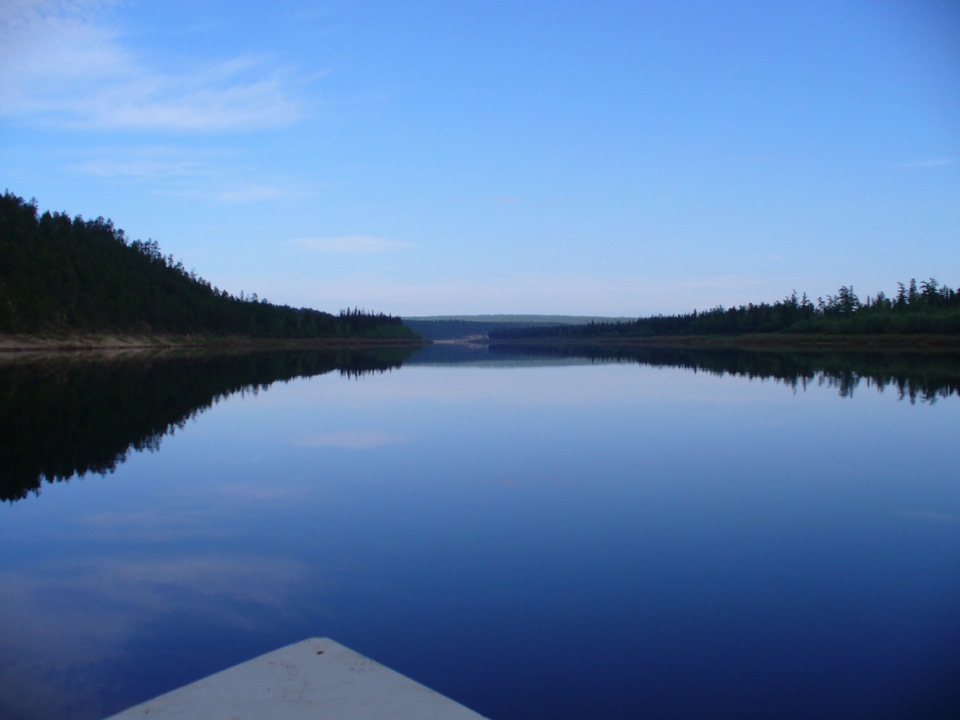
[
  {"left": 490, "top": 281, "right": 960, "bottom": 341},
  {"left": 0, "top": 191, "right": 416, "bottom": 340}
]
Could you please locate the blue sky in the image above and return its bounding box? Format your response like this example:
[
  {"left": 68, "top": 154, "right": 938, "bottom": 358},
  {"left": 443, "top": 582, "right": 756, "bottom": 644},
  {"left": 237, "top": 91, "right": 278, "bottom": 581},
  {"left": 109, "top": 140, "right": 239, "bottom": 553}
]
[{"left": 1, "top": 0, "right": 958, "bottom": 316}]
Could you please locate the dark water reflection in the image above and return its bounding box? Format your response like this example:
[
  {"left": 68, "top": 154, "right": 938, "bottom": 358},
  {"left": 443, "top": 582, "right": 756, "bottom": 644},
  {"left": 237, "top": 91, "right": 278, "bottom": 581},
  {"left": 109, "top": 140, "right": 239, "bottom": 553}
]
[
  {"left": 0, "top": 348, "right": 413, "bottom": 502},
  {"left": 3, "top": 344, "right": 959, "bottom": 502},
  {"left": 0, "top": 345, "right": 958, "bottom": 720},
  {"left": 482, "top": 343, "right": 960, "bottom": 403}
]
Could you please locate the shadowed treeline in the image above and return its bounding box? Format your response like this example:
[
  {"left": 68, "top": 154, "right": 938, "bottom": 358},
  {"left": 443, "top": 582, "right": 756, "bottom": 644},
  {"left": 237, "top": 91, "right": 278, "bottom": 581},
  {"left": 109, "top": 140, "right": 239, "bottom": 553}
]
[
  {"left": 488, "top": 282, "right": 960, "bottom": 340},
  {"left": 0, "top": 348, "right": 415, "bottom": 502},
  {"left": 487, "top": 343, "right": 960, "bottom": 403},
  {"left": 0, "top": 191, "right": 415, "bottom": 339}
]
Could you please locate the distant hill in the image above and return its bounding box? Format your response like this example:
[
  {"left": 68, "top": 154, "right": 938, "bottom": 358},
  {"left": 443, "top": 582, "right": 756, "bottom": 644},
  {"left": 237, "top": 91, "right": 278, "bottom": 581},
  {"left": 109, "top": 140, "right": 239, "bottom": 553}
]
[
  {"left": 404, "top": 315, "right": 633, "bottom": 340},
  {"left": 0, "top": 191, "right": 417, "bottom": 341}
]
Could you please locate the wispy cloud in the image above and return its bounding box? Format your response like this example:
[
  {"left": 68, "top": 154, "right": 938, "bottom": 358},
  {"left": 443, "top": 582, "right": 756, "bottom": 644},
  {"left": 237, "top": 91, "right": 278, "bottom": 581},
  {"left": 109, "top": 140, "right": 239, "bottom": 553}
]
[
  {"left": 293, "top": 235, "right": 410, "bottom": 254},
  {"left": 0, "top": 0, "right": 303, "bottom": 131},
  {"left": 216, "top": 183, "right": 288, "bottom": 203},
  {"left": 70, "top": 145, "right": 313, "bottom": 203},
  {"left": 295, "top": 431, "right": 412, "bottom": 449},
  {"left": 898, "top": 158, "right": 956, "bottom": 169},
  {"left": 72, "top": 145, "right": 207, "bottom": 180}
]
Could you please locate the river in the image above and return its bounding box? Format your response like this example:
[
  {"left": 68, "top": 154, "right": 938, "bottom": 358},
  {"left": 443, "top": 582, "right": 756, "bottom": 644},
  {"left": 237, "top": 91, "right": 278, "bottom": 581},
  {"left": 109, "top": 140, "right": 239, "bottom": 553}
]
[{"left": 1, "top": 344, "right": 957, "bottom": 719}]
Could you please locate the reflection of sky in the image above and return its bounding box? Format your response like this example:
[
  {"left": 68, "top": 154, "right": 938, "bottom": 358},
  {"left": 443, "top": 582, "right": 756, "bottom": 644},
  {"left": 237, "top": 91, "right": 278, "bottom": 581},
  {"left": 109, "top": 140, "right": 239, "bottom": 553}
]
[
  {"left": 1, "top": 362, "right": 958, "bottom": 719},
  {"left": 0, "top": 551, "right": 308, "bottom": 719},
  {"left": 295, "top": 431, "right": 413, "bottom": 449}
]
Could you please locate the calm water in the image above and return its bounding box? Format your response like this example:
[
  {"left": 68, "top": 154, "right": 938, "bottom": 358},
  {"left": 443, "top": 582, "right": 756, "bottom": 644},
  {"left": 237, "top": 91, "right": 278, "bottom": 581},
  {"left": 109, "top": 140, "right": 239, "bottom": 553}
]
[{"left": 1, "top": 346, "right": 958, "bottom": 719}]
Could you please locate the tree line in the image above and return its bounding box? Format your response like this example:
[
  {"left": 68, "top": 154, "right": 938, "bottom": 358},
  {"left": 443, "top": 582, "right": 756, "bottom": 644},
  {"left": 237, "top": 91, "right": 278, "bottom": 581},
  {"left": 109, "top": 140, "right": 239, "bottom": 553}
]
[
  {"left": 0, "top": 191, "right": 416, "bottom": 339},
  {"left": 489, "top": 280, "right": 960, "bottom": 340}
]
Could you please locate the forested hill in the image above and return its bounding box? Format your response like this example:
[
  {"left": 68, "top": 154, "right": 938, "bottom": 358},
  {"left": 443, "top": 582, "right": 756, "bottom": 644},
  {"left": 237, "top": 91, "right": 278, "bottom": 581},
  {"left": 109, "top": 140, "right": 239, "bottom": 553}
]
[
  {"left": 489, "top": 283, "right": 960, "bottom": 341},
  {"left": 0, "top": 192, "right": 416, "bottom": 340}
]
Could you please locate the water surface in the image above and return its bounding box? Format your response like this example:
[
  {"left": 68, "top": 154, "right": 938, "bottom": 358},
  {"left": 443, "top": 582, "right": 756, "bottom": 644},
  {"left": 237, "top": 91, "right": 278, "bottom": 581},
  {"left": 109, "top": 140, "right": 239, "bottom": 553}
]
[{"left": 1, "top": 346, "right": 958, "bottom": 719}]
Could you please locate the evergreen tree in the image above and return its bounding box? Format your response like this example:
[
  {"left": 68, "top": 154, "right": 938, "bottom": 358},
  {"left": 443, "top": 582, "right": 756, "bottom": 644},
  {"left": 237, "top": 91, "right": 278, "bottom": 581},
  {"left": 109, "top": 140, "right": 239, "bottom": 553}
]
[{"left": 0, "top": 191, "right": 417, "bottom": 340}]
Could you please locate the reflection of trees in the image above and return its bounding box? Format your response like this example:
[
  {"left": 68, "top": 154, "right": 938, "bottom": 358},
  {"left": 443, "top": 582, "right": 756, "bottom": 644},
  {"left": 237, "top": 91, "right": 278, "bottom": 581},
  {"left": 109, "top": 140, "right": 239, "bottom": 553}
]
[
  {"left": 6, "top": 343, "right": 954, "bottom": 502},
  {"left": 487, "top": 343, "right": 960, "bottom": 403},
  {"left": 0, "top": 348, "right": 414, "bottom": 502}
]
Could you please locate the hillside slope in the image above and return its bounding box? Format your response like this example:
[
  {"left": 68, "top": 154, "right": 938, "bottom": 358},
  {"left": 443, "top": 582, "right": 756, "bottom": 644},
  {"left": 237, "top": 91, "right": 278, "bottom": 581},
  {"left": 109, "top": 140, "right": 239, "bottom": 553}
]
[{"left": 0, "top": 192, "right": 415, "bottom": 340}]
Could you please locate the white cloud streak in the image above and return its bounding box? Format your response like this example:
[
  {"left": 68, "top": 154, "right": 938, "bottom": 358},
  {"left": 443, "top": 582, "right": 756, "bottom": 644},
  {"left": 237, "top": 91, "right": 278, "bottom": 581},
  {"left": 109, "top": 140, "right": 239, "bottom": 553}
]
[
  {"left": 293, "top": 236, "right": 411, "bottom": 254},
  {"left": 216, "top": 183, "right": 288, "bottom": 203},
  {"left": 69, "top": 145, "right": 314, "bottom": 203},
  {"left": 72, "top": 146, "right": 207, "bottom": 179},
  {"left": 899, "top": 158, "right": 956, "bottom": 168},
  {"left": 0, "top": 0, "right": 303, "bottom": 131}
]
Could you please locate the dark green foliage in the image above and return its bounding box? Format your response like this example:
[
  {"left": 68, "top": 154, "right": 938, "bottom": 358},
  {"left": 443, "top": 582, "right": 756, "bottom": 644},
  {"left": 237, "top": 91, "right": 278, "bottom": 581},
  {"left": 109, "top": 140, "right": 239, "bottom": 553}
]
[
  {"left": 337, "top": 307, "right": 417, "bottom": 338},
  {"left": 490, "top": 283, "right": 960, "bottom": 340},
  {"left": 0, "top": 191, "right": 415, "bottom": 339}
]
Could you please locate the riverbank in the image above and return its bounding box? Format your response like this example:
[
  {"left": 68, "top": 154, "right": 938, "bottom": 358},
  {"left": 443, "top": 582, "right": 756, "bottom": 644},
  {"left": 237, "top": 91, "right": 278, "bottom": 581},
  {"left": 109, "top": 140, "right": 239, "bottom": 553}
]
[
  {"left": 0, "top": 333, "right": 428, "bottom": 353},
  {"left": 487, "top": 333, "right": 960, "bottom": 353}
]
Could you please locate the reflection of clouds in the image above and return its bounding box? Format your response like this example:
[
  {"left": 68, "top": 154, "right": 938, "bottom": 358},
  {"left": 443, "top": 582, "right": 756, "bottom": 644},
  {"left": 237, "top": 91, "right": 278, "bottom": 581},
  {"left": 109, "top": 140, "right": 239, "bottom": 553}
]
[
  {"left": 151, "top": 481, "right": 323, "bottom": 506},
  {"left": 96, "top": 555, "right": 305, "bottom": 611},
  {"left": 212, "top": 482, "right": 319, "bottom": 501},
  {"left": 294, "top": 364, "right": 776, "bottom": 409},
  {"left": 0, "top": 553, "right": 308, "bottom": 720},
  {"left": 902, "top": 510, "right": 955, "bottom": 523},
  {"left": 295, "top": 431, "right": 412, "bottom": 449},
  {"left": 77, "top": 508, "right": 214, "bottom": 542}
]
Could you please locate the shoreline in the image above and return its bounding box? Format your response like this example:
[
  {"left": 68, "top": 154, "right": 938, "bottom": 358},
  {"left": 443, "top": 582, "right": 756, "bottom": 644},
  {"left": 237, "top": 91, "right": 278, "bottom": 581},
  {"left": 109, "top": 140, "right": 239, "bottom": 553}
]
[
  {"left": 4, "top": 332, "right": 959, "bottom": 355},
  {"left": 0, "top": 333, "right": 428, "bottom": 354},
  {"left": 486, "top": 333, "right": 960, "bottom": 353}
]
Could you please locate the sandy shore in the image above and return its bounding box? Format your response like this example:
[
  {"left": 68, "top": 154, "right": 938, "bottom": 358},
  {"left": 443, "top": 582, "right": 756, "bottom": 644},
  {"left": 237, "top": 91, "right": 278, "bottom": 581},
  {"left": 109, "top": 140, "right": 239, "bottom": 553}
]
[{"left": 0, "top": 333, "right": 426, "bottom": 353}]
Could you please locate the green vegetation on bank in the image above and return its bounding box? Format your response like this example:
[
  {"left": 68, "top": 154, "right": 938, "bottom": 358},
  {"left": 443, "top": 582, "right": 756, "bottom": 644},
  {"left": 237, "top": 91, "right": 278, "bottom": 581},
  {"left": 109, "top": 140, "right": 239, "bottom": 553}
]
[
  {"left": 0, "top": 191, "right": 418, "bottom": 341},
  {"left": 489, "top": 282, "right": 960, "bottom": 342}
]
